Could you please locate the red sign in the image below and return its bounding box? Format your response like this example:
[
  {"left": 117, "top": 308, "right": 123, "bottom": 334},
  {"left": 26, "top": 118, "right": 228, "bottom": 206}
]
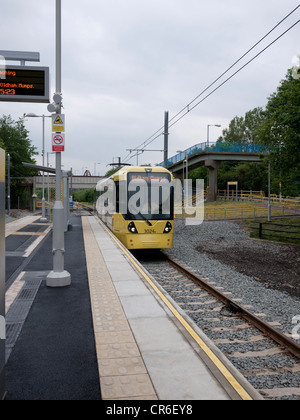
[{"left": 52, "top": 133, "right": 65, "bottom": 152}]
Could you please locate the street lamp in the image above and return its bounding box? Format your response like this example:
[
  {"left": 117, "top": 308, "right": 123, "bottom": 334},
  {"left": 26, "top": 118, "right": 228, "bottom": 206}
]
[
  {"left": 46, "top": 0, "right": 71, "bottom": 288},
  {"left": 176, "top": 150, "right": 188, "bottom": 180},
  {"left": 26, "top": 113, "right": 52, "bottom": 222},
  {"left": 207, "top": 124, "right": 221, "bottom": 148},
  {"left": 94, "top": 162, "right": 101, "bottom": 176},
  {"left": 7, "top": 153, "right": 10, "bottom": 217}
]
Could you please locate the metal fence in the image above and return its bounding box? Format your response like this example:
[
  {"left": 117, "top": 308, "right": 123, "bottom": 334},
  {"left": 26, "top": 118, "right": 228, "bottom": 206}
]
[{"left": 251, "top": 221, "right": 300, "bottom": 243}]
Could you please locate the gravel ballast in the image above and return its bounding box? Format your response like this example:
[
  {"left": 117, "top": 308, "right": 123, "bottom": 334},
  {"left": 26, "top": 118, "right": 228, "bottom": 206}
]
[{"left": 165, "top": 219, "right": 300, "bottom": 344}]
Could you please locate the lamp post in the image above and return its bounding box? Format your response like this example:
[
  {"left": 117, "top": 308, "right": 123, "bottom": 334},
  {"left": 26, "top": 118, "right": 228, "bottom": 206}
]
[
  {"left": 176, "top": 150, "right": 188, "bottom": 181},
  {"left": 94, "top": 162, "right": 101, "bottom": 176},
  {"left": 26, "top": 113, "right": 52, "bottom": 222},
  {"left": 207, "top": 124, "right": 221, "bottom": 148},
  {"left": 46, "top": 0, "right": 71, "bottom": 287},
  {"left": 7, "top": 153, "right": 10, "bottom": 217},
  {"left": 268, "top": 162, "right": 271, "bottom": 222}
]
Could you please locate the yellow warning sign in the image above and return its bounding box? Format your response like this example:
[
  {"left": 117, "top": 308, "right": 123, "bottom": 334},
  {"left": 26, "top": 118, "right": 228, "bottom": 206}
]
[
  {"left": 54, "top": 116, "right": 63, "bottom": 125},
  {"left": 52, "top": 114, "right": 65, "bottom": 132}
]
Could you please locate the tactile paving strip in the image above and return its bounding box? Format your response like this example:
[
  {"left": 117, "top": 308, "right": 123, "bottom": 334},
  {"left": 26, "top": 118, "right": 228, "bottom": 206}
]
[{"left": 82, "top": 217, "right": 157, "bottom": 400}]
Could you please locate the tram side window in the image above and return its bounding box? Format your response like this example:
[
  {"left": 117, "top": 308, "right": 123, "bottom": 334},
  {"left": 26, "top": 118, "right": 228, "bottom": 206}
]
[
  {"left": 117, "top": 180, "right": 127, "bottom": 215},
  {"left": 96, "top": 180, "right": 116, "bottom": 211},
  {"left": 115, "top": 181, "right": 119, "bottom": 213}
]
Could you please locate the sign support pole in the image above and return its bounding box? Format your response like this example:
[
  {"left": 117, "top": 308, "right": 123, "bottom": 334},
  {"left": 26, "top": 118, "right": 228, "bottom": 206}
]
[
  {"left": 0, "top": 149, "right": 6, "bottom": 399},
  {"left": 7, "top": 154, "right": 10, "bottom": 217},
  {"left": 163, "top": 111, "right": 169, "bottom": 168},
  {"left": 40, "top": 115, "right": 47, "bottom": 222},
  {"left": 46, "top": 0, "right": 71, "bottom": 287},
  {"left": 268, "top": 162, "right": 271, "bottom": 222}
]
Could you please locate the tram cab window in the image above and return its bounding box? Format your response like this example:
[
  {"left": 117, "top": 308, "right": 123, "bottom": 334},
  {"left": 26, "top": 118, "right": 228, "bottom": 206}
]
[{"left": 125, "top": 172, "right": 174, "bottom": 221}]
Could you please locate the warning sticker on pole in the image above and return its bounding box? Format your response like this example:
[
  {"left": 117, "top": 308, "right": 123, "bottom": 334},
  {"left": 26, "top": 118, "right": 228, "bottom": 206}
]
[
  {"left": 52, "top": 114, "right": 65, "bottom": 132},
  {"left": 52, "top": 133, "right": 65, "bottom": 152}
]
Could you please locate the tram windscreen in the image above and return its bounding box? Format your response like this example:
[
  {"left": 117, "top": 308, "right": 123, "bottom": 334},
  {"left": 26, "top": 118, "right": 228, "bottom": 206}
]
[{"left": 125, "top": 172, "right": 174, "bottom": 221}]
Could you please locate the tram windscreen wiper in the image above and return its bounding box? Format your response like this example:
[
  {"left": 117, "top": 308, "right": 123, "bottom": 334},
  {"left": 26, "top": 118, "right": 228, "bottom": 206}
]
[
  {"left": 139, "top": 213, "right": 152, "bottom": 226},
  {"left": 129, "top": 206, "right": 152, "bottom": 226}
]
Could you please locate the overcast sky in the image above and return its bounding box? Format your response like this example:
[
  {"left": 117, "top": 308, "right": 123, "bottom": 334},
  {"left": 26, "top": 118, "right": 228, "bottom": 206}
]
[{"left": 1, "top": 0, "right": 299, "bottom": 175}]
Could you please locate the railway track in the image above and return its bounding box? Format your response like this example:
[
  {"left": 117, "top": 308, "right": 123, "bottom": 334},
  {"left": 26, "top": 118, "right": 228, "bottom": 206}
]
[{"left": 136, "top": 251, "right": 300, "bottom": 400}]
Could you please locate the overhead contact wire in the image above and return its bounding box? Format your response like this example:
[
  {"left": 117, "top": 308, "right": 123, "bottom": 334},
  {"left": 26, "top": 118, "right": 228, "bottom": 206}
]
[{"left": 123, "top": 5, "right": 300, "bottom": 162}]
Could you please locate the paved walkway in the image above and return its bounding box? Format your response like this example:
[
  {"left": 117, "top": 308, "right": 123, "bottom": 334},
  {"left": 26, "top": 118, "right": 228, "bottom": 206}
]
[{"left": 5, "top": 215, "right": 101, "bottom": 400}]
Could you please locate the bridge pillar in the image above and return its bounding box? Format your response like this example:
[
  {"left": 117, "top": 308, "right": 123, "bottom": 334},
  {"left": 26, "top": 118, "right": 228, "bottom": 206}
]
[{"left": 205, "top": 160, "right": 220, "bottom": 202}]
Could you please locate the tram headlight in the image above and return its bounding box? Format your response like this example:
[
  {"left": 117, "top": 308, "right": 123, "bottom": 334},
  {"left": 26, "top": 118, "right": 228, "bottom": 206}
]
[
  {"left": 163, "top": 222, "right": 172, "bottom": 233},
  {"left": 128, "top": 222, "right": 138, "bottom": 233}
]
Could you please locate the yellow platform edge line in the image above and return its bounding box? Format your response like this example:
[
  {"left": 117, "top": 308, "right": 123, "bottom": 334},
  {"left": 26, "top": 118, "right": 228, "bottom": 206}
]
[{"left": 94, "top": 215, "right": 253, "bottom": 401}]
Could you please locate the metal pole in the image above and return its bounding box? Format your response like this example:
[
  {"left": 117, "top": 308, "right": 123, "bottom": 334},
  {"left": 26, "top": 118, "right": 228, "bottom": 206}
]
[
  {"left": 164, "top": 111, "right": 169, "bottom": 168},
  {"left": 0, "top": 148, "right": 5, "bottom": 400},
  {"left": 268, "top": 162, "right": 271, "bottom": 222},
  {"left": 7, "top": 153, "right": 10, "bottom": 216},
  {"left": 47, "top": 152, "right": 50, "bottom": 215},
  {"left": 46, "top": 0, "right": 71, "bottom": 287},
  {"left": 207, "top": 125, "right": 209, "bottom": 149},
  {"left": 40, "top": 115, "right": 47, "bottom": 222},
  {"left": 70, "top": 167, "right": 73, "bottom": 201},
  {"left": 63, "top": 171, "right": 68, "bottom": 232},
  {"left": 56, "top": 0, "right": 61, "bottom": 97},
  {"left": 186, "top": 151, "right": 188, "bottom": 180}
]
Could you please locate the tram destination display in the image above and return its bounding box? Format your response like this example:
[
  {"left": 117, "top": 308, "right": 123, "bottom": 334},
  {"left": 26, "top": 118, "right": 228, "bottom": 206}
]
[{"left": 0, "top": 65, "right": 49, "bottom": 103}]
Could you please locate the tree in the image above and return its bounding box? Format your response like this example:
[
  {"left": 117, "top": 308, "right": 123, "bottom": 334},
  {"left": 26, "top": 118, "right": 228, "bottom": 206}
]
[
  {"left": 257, "top": 70, "right": 300, "bottom": 196},
  {"left": 219, "top": 161, "right": 268, "bottom": 192},
  {"left": 73, "top": 189, "right": 94, "bottom": 203},
  {"left": 217, "top": 107, "right": 265, "bottom": 144},
  {"left": 0, "top": 115, "right": 37, "bottom": 177},
  {"left": 213, "top": 108, "right": 267, "bottom": 192},
  {"left": 210, "top": 69, "right": 300, "bottom": 196},
  {"left": 0, "top": 115, "right": 37, "bottom": 208},
  {"left": 105, "top": 167, "right": 120, "bottom": 177}
]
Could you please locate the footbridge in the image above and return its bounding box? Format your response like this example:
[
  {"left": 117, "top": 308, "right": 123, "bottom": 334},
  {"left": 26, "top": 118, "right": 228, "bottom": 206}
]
[
  {"left": 163, "top": 142, "right": 268, "bottom": 202},
  {"left": 34, "top": 175, "right": 104, "bottom": 191},
  {"left": 23, "top": 163, "right": 104, "bottom": 191}
]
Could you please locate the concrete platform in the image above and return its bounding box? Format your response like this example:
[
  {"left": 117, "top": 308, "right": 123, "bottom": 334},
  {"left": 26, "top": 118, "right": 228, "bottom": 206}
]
[
  {"left": 4, "top": 214, "right": 260, "bottom": 400},
  {"left": 83, "top": 216, "right": 260, "bottom": 400}
]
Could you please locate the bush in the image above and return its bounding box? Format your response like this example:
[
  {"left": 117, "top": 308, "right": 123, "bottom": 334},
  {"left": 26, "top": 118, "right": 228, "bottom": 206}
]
[{"left": 73, "top": 189, "right": 94, "bottom": 203}]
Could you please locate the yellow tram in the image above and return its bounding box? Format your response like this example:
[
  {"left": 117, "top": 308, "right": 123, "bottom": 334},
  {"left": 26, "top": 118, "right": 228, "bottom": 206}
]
[{"left": 95, "top": 166, "right": 174, "bottom": 249}]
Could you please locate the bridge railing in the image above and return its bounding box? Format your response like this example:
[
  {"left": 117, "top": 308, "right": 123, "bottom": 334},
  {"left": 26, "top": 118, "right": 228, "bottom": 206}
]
[{"left": 159, "top": 142, "right": 267, "bottom": 167}]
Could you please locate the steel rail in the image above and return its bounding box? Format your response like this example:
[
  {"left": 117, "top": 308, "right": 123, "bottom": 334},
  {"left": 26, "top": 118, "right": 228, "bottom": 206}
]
[{"left": 165, "top": 254, "right": 300, "bottom": 360}]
